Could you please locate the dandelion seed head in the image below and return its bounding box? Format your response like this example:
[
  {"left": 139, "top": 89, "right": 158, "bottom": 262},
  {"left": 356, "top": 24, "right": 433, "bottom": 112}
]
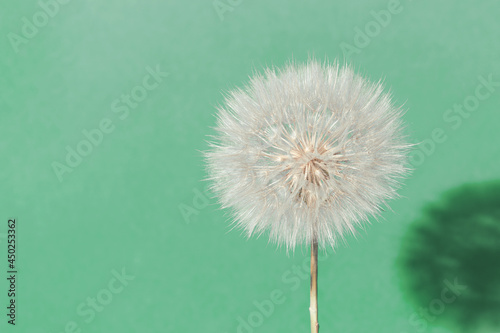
[{"left": 206, "top": 59, "right": 411, "bottom": 250}]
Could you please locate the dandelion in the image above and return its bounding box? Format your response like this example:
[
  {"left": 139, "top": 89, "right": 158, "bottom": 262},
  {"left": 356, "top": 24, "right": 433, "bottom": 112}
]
[{"left": 205, "top": 59, "right": 411, "bottom": 332}]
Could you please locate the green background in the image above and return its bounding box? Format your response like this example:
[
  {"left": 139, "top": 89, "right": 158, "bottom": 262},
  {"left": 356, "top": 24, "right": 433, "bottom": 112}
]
[{"left": 1, "top": 0, "right": 499, "bottom": 332}]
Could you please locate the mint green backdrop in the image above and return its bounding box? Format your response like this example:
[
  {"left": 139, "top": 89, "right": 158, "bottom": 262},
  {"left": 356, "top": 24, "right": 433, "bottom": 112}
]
[{"left": 1, "top": 1, "right": 499, "bottom": 332}]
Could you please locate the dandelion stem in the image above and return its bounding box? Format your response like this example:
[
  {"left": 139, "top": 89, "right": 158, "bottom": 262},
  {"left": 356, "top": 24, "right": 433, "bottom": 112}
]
[{"left": 310, "top": 239, "right": 319, "bottom": 333}]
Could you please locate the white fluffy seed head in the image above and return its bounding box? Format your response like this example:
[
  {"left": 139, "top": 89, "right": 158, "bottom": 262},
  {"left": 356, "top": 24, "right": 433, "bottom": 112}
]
[{"left": 205, "top": 59, "right": 411, "bottom": 250}]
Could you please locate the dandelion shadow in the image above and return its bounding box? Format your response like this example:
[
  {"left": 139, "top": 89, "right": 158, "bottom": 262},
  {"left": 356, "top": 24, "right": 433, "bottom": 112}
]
[{"left": 397, "top": 180, "right": 500, "bottom": 332}]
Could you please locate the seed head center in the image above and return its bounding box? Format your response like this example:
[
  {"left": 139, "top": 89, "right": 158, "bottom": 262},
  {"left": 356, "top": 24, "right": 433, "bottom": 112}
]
[
  {"left": 286, "top": 144, "right": 331, "bottom": 207},
  {"left": 301, "top": 157, "right": 330, "bottom": 186}
]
